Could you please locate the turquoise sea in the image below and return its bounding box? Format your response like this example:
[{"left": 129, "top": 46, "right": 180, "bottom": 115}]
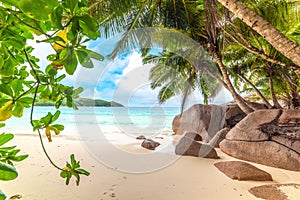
[{"left": 3, "top": 107, "right": 180, "bottom": 137}]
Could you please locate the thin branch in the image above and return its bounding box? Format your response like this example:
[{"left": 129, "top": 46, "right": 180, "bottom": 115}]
[
  {"left": 23, "top": 49, "right": 40, "bottom": 83},
  {"left": 25, "top": 48, "right": 63, "bottom": 171},
  {"left": 14, "top": 14, "right": 51, "bottom": 37}
]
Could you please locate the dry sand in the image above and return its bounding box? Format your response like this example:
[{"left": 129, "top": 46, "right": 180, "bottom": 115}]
[{"left": 1, "top": 133, "right": 300, "bottom": 200}]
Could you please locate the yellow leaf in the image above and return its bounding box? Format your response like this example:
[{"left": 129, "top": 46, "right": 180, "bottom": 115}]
[
  {"left": 0, "top": 101, "right": 13, "bottom": 121},
  {"left": 53, "top": 29, "right": 68, "bottom": 51},
  {"left": 45, "top": 127, "right": 52, "bottom": 142},
  {"left": 48, "top": 126, "right": 60, "bottom": 135}
]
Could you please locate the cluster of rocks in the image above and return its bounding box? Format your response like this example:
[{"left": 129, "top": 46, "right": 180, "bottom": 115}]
[{"left": 171, "top": 103, "right": 300, "bottom": 199}]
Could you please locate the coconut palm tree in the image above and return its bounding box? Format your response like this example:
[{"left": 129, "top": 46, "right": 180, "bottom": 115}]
[
  {"left": 143, "top": 50, "right": 222, "bottom": 108},
  {"left": 217, "top": 0, "right": 300, "bottom": 68},
  {"left": 222, "top": 0, "right": 300, "bottom": 108}
]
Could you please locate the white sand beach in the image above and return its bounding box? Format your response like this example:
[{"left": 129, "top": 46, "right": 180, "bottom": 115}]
[{"left": 1, "top": 132, "right": 300, "bottom": 200}]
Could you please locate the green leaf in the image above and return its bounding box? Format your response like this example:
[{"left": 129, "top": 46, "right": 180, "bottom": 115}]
[
  {"left": 60, "top": 170, "right": 69, "bottom": 178},
  {"left": 12, "top": 102, "right": 24, "bottom": 118},
  {"left": 18, "top": 0, "right": 59, "bottom": 21},
  {"left": 75, "top": 168, "right": 90, "bottom": 176},
  {"left": 0, "top": 133, "right": 14, "bottom": 146},
  {"left": 88, "top": 51, "right": 104, "bottom": 61},
  {"left": 76, "top": 50, "right": 93, "bottom": 68},
  {"left": 64, "top": 49, "right": 78, "bottom": 75},
  {"left": 78, "top": 15, "right": 100, "bottom": 40},
  {"left": 0, "top": 189, "right": 7, "bottom": 200},
  {"left": 55, "top": 74, "right": 66, "bottom": 82},
  {"left": 69, "top": 0, "right": 79, "bottom": 13},
  {"left": 0, "top": 162, "right": 18, "bottom": 181},
  {"left": 9, "top": 154, "right": 29, "bottom": 162},
  {"left": 0, "top": 123, "right": 5, "bottom": 128},
  {"left": 52, "top": 124, "right": 64, "bottom": 131},
  {"left": 52, "top": 110, "right": 60, "bottom": 122},
  {"left": 0, "top": 84, "right": 13, "bottom": 97},
  {"left": 18, "top": 97, "right": 34, "bottom": 105},
  {"left": 40, "top": 112, "right": 53, "bottom": 126},
  {"left": 0, "top": 58, "right": 15, "bottom": 77},
  {"left": 37, "top": 36, "right": 65, "bottom": 44},
  {"left": 51, "top": 6, "right": 63, "bottom": 30}
]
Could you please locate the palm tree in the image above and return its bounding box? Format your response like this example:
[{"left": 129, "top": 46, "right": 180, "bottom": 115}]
[
  {"left": 143, "top": 50, "right": 222, "bottom": 109},
  {"left": 222, "top": 0, "right": 300, "bottom": 108},
  {"left": 217, "top": 0, "right": 300, "bottom": 67}
]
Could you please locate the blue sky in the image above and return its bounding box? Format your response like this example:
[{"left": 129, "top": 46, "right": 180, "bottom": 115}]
[{"left": 29, "top": 35, "right": 233, "bottom": 107}]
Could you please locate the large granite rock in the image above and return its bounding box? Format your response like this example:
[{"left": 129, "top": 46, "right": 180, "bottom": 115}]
[
  {"left": 172, "top": 104, "right": 245, "bottom": 142},
  {"left": 214, "top": 161, "right": 273, "bottom": 181},
  {"left": 249, "top": 184, "right": 300, "bottom": 200},
  {"left": 175, "top": 136, "right": 219, "bottom": 159},
  {"left": 220, "top": 109, "right": 300, "bottom": 171}
]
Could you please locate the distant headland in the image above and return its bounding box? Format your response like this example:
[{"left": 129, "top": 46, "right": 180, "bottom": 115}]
[{"left": 35, "top": 98, "right": 124, "bottom": 107}]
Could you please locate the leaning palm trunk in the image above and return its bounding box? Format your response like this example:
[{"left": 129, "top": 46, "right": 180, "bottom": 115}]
[
  {"left": 217, "top": 0, "right": 300, "bottom": 67},
  {"left": 213, "top": 52, "right": 254, "bottom": 114}
]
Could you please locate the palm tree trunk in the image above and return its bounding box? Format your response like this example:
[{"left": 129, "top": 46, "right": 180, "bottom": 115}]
[
  {"left": 268, "top": 71, "right": 282, "bottom": 109},
  {"left": 217, "top": 0, "right": 300, "bottom": 67},
  {"left": 239, "top": 73, "right": 272, "bottom": 108},
  {"left": 213, "top": 52, "right": 254, "bottom": 114}
]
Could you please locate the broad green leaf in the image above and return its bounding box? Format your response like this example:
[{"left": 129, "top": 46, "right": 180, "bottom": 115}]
[
  {"left": 0, "top": 84, "right": 13, "bottom": 97},
  {"left": 41, "top": 112, "right": 53, "bottom": 126},
  {"left": 76, "top": 49, "right": 93, "bottom": 68},
  {"left": 18, "top": 97, "right": 34, "bottom": 105},
  {"left": 0, "top": 58, "right": 15, "bottom": 77},
  {"left": 3, "top": 38, "right": 26, "bottom": 50},
  {"left": 51, "top": 110, "right": 60, "bottom": 123},
  {"left": 18, "top": 0, "right": 59, "bottom": 21},
  {"left": 50, "top": 6, "right": 63, "bottom": 30},
  {"left": 64, "top": 49, "right": 78, "bottom": 75},
  {"left": 0, "top": 133, "right": 14, "bottom": 146},
  {"left": 12, "top": 102, "right": 24, "bottom": 118},
  {"left": 52, "top": 124, "right": 64, "bottom": 131},
  {"left": 78, "top": 15, "right": 100, "bottom": 40},
  {"left": 0, "top": 189, "right": 6, "bottom": 200},
  {"left": 88, "top": 51, "right": 104, "bottom": 61},
  {"left": 73, "top": 87, "right": 83, "bottom": 96},
  {"left": 0, "top": 123, "right": 5, "bottom": 128},
  {"left": 77, "top": 48, "right": 104, "bottom": 61},
  {"left": 10, "top": 79, "right": 23, "bottom": 97},
  {"left": 0, "top": 162, "right": 18, "bottom": 181}
]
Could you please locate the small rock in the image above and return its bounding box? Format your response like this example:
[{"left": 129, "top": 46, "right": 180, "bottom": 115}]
[
  {"left": 136, "top": 135, "right": 146, "bottom": 140},
  {"left": 249, "top": 183, "right": 300, "bottom": 200},
  {"left": 141, "top": 139, "right": 160, "bottom": 150},
  {"left": 214, "top": 161, "right": 273, "bottom": 181},
  {"left": 175, "top": 136, "right": 219, "bottom": 158}
]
